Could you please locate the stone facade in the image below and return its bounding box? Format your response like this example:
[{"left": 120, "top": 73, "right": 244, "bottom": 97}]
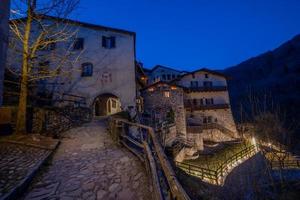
[
  {"left": 141, "top": 82, "right": 187, "bottom": 143},
  {"left": 7, "top": 16, "right": 136, "bottom": 115},
  {"left": 0, "top": 0, "right": 10, "bottom": 106}
]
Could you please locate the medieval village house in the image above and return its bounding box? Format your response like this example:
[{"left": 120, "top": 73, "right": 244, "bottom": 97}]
[
  {"left": 141, "top": 68, "right": 239, "bottom": 160},
  {"left": 6, "top": 16, "right": 137, "bottom": 117}
]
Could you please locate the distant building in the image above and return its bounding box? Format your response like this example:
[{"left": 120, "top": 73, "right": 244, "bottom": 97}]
[
  {"left": 142, "top": 68, "right": 239, "bottom": 160},
  {"left": 0, "top": 0, "right": 10, "bottom": 106},
  {"left": 144, "top": 65, "right": 186, "bottom": 84},
  {"left": 6, "top": 15, "right": 136, "bottom": 116}
]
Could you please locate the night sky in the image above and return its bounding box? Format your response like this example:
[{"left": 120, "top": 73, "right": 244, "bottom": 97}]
[{"left": 72, "top": 0, "right": 300, "bottom": 71}]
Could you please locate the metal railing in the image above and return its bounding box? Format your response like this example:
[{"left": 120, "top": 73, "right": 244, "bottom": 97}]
[
  {"left": 108, "top": 118, "right": 190, "bottom": 200},
  {"left": 176, "top": 145, "right": 258, "bottom": 185}
]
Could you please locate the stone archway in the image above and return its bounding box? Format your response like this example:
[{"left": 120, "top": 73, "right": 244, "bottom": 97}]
[{"left": 93, "top": 93, "right": 122, "bottom": 116}]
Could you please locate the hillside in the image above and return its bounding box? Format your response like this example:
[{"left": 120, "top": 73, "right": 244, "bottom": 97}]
[{"left": 224, "top": 34, "right": 300, "bottom": 151}]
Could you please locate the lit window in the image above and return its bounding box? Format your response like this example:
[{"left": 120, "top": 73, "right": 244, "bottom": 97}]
[
  {"left": 81, "top": 63, "right": 93, "bottom": 77},
  {"left": 164, "top": 91, "right": 170, "bottom": 98},
  {"left": 102, "top": 36, "right": 116, "bottom": 48}
]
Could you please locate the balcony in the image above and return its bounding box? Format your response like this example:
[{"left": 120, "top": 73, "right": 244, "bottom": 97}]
[
  {"left": 184, "top": 86, "right": 227, "bottom": 92},
  {"left": 184, "top": 103, "right": 229, "bottom": 111}
]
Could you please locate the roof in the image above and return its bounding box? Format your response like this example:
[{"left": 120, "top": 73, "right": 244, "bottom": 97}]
[
  {"left": 10, "top": 15, "right": 136, "bottom": 36},
  {"left": 141, "top": 81, "right": 184, "bottom": 91},
  {"left": 171, "top": 68, "right": 229, "bottom": 82},
  {"left": 146, "top": 65, "right": 185, "bottom": 73}
]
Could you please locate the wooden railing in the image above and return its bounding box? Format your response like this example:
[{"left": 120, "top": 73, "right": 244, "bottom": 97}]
[
  {"left": 269, "top": 160, "right": 300, "bottom": 169},
  {"left": 176, "top": 145, "right": 258, "bottom": 185},
  {"left": 184, "top": 103, "right": 229, "bottom": 111},
  {"left": 183, "top": 86, "right": 227, "bottom": 92},
  {"left": 108, "top": 118, "right": 191, "bottom": 200}
]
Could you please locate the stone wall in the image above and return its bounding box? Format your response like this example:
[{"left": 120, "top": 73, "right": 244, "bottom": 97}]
[
  {"left": 32, "top": 106, "right": 92, "bottom": 136},
  {"left": 142, "top": 84, "right": 187, "bottom": 140}
]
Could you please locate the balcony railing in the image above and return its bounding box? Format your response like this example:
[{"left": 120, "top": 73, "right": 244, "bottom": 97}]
[
  {"left": 184, "top": 103, "right": 229, "bottom": 111},
  {"left": 184, "top": 86, "right": 227, "bottom": 92},
  {"left": 186, "top": 123, "right": 236, "bottom": 138}
]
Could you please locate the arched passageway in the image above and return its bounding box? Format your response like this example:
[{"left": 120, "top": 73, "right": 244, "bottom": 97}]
[{"left": 93, "top": 93, "right": 121, "bottom": 116}]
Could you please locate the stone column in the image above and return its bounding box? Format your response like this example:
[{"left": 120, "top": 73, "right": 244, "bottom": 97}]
[{"left": 0, "top": 0, "right": 10, "bottom": 106}]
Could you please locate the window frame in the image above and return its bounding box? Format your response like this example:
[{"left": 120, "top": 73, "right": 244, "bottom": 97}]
[
  {"left": 81, "top": 62, "right": 93, "bottom": 77},
  {"left": 73, "top": 38, "right": 84, "bottom": 50}
]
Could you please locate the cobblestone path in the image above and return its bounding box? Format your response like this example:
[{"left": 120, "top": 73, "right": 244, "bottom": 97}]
[
  {"left": 0, "top": 143, "right": 49, "bottom": 198},
  {"left": 23, "top": 121, "right": 152, "bottom": 200}
]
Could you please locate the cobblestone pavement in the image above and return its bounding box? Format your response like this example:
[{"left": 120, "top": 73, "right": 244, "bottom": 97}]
[
  {"left": 22, "top": 121, "right": 152, "bottom": 200},
  {"left": 0, "top": 143, "right": 50, "bottom": 198}
]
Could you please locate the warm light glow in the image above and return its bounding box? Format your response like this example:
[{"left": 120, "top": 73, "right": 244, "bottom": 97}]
[
  {"left": 171, "top": 86, "right": 177, "bottom": 90},
  {"left": 141, "top": 76, "right": 147, "bottom": 80},
  {"left": 148, "top": 87, "right": 154, "bottom": 92}
]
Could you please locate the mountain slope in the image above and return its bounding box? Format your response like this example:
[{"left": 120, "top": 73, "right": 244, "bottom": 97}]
[{"left": 224, "top": 34, "right": 300, "bottom": 151}]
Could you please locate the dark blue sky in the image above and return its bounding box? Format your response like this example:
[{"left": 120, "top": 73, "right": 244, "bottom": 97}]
[{"left": 74, "top": 0, "right": 300, "bottom": 71}]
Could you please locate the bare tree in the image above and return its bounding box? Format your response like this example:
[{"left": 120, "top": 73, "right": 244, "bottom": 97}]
[{"left": 8, "top": 0, "right": 80, "bottom": 133}]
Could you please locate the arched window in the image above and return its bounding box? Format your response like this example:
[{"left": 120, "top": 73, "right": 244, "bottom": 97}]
[{"left": 81, "top": 63, "right": 93, "bottom": 77}]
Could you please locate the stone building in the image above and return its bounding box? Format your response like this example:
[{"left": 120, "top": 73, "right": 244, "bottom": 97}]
[
  {"left": 6, "top": 15, "right": 136, "bottom": 116},
  {"left": 144, "top": 65, "right": 186, "bottom": 84},
  {"left": 141, "top": 67, "right": 239, "bottom": 159},
  {"left": 0, "top": 0, "right": 10, "bottom": 106},
  {"left": 141, "top": 82, "right": 186, "bottom": 146},
  {"left": 173, "top": 68, "right": 239, "bottom": 151}
]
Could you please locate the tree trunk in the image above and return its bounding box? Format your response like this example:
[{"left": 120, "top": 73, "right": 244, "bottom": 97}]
[{"left": 15, "top": 2, "right": 33, "bottom": 134}]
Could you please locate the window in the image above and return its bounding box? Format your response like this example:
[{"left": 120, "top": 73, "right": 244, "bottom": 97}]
[
  {"left": 164, "top": 91, "right": 170, "bottom": 98},
  {"left": 205, "top": 98, "right": 214, "bottom": 105},
  {"left": 205, "top": 73, "right": 209, "bottom": 78},
  {"left": 111, "top": 99, "right": 117, "bottom": 108},
  {"left": 207, "top": 116, "right": 212, "bottom": 123},
  {"left": 162, "top": 74, "right": 166, "bottom": 80},
  {"left": 73, "top": 38, "right": 84, "bottom": 50},
  {"left": 200, "top": 99, "right": 204, "bottom": 105},
  {"left": 172, "top": 74, "right": 175, "bottom": 79},
  {"left": 167, "top": 74, "right": 171, "bottom": 80},
  {"left": 81, "top": 63, "right": 93, "bottom": 77},
  {"left": 190, "top": 81, "right": 198, "bottom": 88},
  {"left": 102, "top": 36, "right": 116, "bottom": 48},
  {"left": 203, "top": 81, "right": 213, "bottom": 87},
  {"left": 42, "top": 39, "right": 56, "bottom": 51},
  {"left": 193, "top": 99, "right": 197, "bottom": 105},
  {"left": 192, "top": 73, "right": 195, "bottom": 79},
  {"left": 38, "top": 61, "right": 50, "bottom": 75}
]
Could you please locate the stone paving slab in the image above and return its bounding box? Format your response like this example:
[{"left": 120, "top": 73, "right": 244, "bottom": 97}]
[
  {"left": 0, "top": 134, "right": 59, "bottom": 200},
  {"left": 22, "top": 121, "right": 152, "bottom": 200}
]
